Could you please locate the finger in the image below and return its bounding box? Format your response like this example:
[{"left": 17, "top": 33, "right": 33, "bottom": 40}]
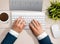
[
  {"left": 31, "top": 20, "right": 37, "bottom": 29},
  {"left": 12, "top": 19, "right": 18, "bottom": 27},
  {"left": 17, "top": 17, "right": 22, "bottom": 24},
  {"left": 13, "top": 18, "right": 18, "bottom": 24},
  {"left": 14, "top": 17, "right": 18, "bottom": 22},
  {"left": 17, "top": 18, "right": 25, "bottom": 27},
  {"left": 33, "top": 19, "right": 39, "bottom": 26},
  {"left": 17, "top": 20, "right": 23, "bottom": 27},
  {"left": 13, "top": 17, "right": 22, "bottom": 25},
  {"left": 37, "top": 21, "right": 41, "bottom": 26},
  {"left": 29, "top": 23, "right": 37, "bottom": 32},
  {"left": 20, "top": 21, "right": 26, "bottom": 28},
  {"left": 17, "top": 17, "right": 23, "bottom": 25},
  {"left": 19, "top": 19, "right": 23, "bottom": 24}
]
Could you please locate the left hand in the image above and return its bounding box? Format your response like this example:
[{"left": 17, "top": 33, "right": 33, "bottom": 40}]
[{"left": 12, "top": 17, "right": 26, "bottom": 33}]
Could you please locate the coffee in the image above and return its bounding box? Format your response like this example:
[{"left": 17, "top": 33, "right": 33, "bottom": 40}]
[{"left": 0, "top": 12, "right": 9, "bottom": 21}]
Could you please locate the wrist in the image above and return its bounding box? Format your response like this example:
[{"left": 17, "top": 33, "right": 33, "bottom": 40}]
[
  {"left": 9, "top": 29, "right": 19, "bottom": 37},
  {"left": 37, "top": 32, "right": 48, "bottom": 40},
  {"left": 12, "top": 27, "right": 20, "bottom": 33},
  {"left": 13, "top": 29, "right": 20, "bottom": 33},
  {"left": 36, "top": 30, "right": 44, "bottom": 37},
  {"left": 39, "top": 30, "right": 44, "bottom": 35}
]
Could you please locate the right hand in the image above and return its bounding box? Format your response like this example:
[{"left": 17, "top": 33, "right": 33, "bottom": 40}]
[
  {"left": 12, "top": 17, "right": 26, "bottom": 33},
  {"left": 29, "top": 19, "right": 44, "bottom": 37}
]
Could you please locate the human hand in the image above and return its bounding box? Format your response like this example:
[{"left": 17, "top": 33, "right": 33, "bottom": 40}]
[
  {"left": 12, "top": 17, "right": 25, "bottom": 33},
  {"left": 29, "top": 19, "right": 44, "bottom": 37}
]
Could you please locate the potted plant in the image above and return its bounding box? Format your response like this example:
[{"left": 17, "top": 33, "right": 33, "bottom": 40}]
[{"left": 47, "top": 0, "right": 60, "bottom": 20}]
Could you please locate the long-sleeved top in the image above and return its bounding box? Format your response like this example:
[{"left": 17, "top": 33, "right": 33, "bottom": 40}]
[{"left": 1, "top": 30, "right": 52, "bottom": 44}]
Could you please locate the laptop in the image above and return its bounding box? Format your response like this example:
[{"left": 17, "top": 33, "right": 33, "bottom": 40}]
[{"left": 9, "top": 0, "right": 46, "bottom": 30}]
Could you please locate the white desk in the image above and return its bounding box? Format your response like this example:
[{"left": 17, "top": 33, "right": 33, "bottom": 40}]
[{"left": 0, "top": 0, "right": 60, "bottom": 44}]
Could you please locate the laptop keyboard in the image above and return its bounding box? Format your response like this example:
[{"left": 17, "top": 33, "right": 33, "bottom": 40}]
[{"left": 11, "top": 11, "right": 46, "bottom": 30}]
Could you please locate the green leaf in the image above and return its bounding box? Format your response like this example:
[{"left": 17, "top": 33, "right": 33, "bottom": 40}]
[{"left": 47, "top": 0, "right": 60, "bottom": 20}]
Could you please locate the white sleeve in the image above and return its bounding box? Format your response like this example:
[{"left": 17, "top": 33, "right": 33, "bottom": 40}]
[
  {"left": 9, "top": 29, "right": 19, "bottom": 38},
  {"left": 37, "top": 32, "right": 48, "bottom": 40}
]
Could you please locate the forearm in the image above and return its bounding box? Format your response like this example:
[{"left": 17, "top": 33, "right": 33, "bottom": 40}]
[{"left": 1, "top": 30, "right": 19, "bottom": 44}]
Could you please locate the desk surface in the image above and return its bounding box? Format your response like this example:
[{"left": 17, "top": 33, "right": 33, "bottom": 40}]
[{"left": 0, "top": 0, "right": 60, "bottom": 44}]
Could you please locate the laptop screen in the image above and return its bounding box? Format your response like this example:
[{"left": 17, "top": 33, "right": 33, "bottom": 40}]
[{"left": 9, "top": 0, "right": 43, "bottom": 11}]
